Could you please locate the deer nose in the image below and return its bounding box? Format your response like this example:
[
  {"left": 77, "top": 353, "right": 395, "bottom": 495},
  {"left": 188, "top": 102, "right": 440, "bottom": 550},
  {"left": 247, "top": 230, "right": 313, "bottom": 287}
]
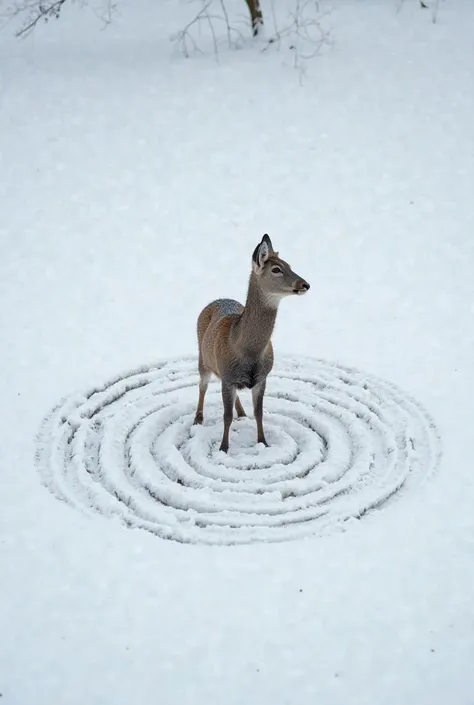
[{"left": 295, "top": 279, "right": 310, "bottom": 292}]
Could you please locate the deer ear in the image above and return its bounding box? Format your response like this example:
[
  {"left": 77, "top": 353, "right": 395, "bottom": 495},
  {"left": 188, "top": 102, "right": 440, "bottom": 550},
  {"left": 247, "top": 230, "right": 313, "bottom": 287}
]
[
  {"left": 261, "top": 234, "right": 274, "bottom": 253},
  {"left": 252, "top": 234, "right": 272, "bottom": 268}
]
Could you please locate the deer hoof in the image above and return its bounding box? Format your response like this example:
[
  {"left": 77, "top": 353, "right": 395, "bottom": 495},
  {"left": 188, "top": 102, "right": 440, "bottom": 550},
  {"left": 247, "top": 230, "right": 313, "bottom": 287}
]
[{"left": 193, "top": 412, "right": 203, "bottom": 425}]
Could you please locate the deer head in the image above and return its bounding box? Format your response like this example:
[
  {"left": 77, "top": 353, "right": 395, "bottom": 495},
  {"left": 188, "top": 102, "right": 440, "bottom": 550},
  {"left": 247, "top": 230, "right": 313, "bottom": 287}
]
[{"left": 251, "top": 234, "right": 310, "bottom": 306}]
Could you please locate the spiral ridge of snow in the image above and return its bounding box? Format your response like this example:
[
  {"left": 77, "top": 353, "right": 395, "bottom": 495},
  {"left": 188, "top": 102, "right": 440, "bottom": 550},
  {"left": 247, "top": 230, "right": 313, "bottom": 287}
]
[{"left": 36, "top": 356, "right": 440, "bottom": 545}]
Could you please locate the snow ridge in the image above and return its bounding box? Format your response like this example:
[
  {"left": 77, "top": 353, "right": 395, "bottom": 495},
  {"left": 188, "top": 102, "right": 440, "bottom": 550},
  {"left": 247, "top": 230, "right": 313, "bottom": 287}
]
[{"left": 35, "top": 356, "right": 440, "bottom": 545}]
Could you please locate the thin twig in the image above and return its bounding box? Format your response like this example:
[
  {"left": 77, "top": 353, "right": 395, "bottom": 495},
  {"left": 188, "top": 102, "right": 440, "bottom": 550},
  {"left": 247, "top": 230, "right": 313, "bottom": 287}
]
[
  {"left": 15, "top": 0, "right": 67, "bottom": 37},
  {"left": 263, "top": 0, "right": 330, "bottom": 75},
  {"left": 205, "top": 4, "right": 219, "bottom": 59},
  {"left": 171, "top": 0, "right": 213, "bottom": 57},
  {"left": 218, "top": 0, "right": 232, "bottom": 47},
  {"left": 171, "top": 0, "right": 245, "bottom": 58}
]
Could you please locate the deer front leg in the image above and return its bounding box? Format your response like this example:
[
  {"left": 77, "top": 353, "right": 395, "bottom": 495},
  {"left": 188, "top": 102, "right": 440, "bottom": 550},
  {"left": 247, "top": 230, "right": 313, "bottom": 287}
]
[
  {"left": 252, "top": 380, "right": 269, "bottom": 447},
  {"left": 220, "top": 382, "right": 236, "bottom": 453}
]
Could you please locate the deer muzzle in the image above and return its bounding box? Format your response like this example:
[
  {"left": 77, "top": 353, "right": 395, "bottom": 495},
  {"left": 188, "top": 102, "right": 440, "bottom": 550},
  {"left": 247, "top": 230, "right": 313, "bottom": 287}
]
[{"left": 293, "top": 278, "right": 310, "bottom": 295}]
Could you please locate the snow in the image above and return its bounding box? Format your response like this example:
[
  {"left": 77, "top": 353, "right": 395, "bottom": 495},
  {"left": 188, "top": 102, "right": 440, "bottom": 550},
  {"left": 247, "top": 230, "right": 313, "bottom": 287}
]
[
  {"left": 1, "top": 0, "right": 474, "bottom": 702},
  {"left": 36, "top": 355, "right": 440, "bottom": 544}
]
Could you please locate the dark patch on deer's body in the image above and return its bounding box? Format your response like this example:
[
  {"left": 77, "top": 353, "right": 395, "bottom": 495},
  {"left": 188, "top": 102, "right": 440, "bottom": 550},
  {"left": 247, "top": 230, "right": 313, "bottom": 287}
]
[
  {"left": 229, "top": 360, "right": 263, "bottom": 390},
  {"left": 213, "top": 298, "right": 244, "bottom": 320}
]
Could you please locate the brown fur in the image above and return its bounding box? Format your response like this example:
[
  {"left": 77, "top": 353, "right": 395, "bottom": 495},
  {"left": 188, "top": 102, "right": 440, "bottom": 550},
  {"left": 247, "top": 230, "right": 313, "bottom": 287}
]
[{"left": 194, "top": 234, "right": 309, "bottom": 452}]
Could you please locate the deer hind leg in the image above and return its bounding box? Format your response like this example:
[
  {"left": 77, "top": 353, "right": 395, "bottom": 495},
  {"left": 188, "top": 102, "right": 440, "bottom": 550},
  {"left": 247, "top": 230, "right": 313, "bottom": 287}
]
[
  {"left": 252, "top": 380, "right": 269, "bottom": 447},
  {"left": 220, "top": 382, "right": 236, "bottom": 453},
  {"left": 194, "top": 365, "right": 211, "bottom": 425},
  {"left": 235, "top": 395, "right": 246, "bottom": 418}
]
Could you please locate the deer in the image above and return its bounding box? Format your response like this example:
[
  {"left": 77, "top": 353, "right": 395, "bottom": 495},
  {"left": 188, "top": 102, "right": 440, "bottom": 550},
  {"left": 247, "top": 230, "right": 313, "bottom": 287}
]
[{"left": 193, "top": 234, "right": 310, "bottom": 453}]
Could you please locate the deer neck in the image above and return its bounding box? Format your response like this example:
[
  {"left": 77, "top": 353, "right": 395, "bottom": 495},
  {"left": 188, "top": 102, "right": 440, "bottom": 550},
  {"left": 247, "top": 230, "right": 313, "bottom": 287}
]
[{"left": 233, "top": 272, "right": 279, "bottom": 356}]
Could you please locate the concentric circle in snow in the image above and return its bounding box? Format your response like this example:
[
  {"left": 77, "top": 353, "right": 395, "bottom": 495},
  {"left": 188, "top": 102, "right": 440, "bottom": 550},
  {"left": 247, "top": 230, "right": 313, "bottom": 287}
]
[{"left": 36, "top": 356, "right": 440, "bottom": 545}]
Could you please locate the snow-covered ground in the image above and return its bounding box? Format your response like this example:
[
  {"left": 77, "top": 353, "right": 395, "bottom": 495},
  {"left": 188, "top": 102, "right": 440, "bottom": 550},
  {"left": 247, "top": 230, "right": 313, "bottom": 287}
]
[{"left": 1, "top": 0, "right": 474, "bottom": 702}]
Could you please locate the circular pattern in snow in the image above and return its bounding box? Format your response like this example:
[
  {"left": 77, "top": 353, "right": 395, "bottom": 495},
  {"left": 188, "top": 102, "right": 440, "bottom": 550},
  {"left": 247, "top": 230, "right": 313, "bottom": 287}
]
[{"left": 36, "top": 356, "right": 440, "bottom": 545}]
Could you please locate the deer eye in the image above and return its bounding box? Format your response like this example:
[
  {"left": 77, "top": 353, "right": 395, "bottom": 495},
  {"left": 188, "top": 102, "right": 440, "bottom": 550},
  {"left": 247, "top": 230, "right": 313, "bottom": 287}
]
[{"left": 271, "top": 266, "right": 282, "bottom": 274}]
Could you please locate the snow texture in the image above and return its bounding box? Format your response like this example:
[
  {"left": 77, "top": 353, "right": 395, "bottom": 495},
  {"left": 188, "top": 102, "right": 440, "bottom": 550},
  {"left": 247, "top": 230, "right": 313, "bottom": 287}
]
[
  {"left": 1, "top": 0, "right": 474, "bottom": 703},
  {"left": 37, "top": 355, "right": 440, "bottom": 544}
]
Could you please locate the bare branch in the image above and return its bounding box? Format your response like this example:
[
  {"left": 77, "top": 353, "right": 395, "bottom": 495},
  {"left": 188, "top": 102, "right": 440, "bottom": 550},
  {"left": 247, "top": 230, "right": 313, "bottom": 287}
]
[
  {"left": 218, "top": 0, "right": 232, "bottom": 47},
  {"left": 171, "top": 1, "right": 214, "bottom": 58},
  {"left": 171, "top": 0, "right": 245, "bottom": 58},
  {"left": 87, "top": 0, "right": 117, "bottom": 30},
  {"left": 397, "top": 0, "right": 442, "bottom": 22},
  {"left": 205, "top": 3, "right": 219, "bottom": 59},
  {"left": 1, "top": 0, "right": 118, "bottom": 37},
  {"left": 12, "top": 0, "right": 67, "bottom": 37},
  {"left": 263, "top": 0, "right": 331, "bottom": 78}
]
